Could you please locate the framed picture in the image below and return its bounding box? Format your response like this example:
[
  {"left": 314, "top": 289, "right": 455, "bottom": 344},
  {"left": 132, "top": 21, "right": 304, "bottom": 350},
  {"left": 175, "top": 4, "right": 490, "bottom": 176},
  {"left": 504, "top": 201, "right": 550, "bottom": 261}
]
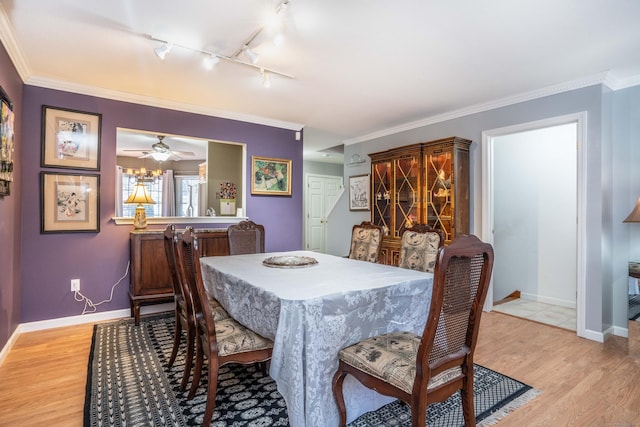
[
  {"left": 251, "top": 156, "right": 292, "bottom": 196},
  {"left": 41, "top": 105, "right": 102, "bottom": 170},
  {"left": 41, "top": 172, "right": 100, "bottom": 233},
  {"left": 0, "top": 86, "right": 14, "bottom": 197},
  {"left": 349, "top": 174, "right": 371, "bottom": 211}
]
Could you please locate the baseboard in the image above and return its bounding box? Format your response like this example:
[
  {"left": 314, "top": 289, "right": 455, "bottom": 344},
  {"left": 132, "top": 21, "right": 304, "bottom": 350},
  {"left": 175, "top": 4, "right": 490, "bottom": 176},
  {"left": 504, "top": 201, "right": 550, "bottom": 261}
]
[
  {"left": 520, "top": 292, "right": 576, "bottom": 309},
  {"left": 581, "top": 327, "right": 605, "bottom": 343},
  {"left": 17, "top": 303, "right": 174, "bottom": 333},
  {"left": 612, "top": 325, "right": 628, "bottom": 339},
  {"left": 0, "top": 326, "right": 21, "bottom": 367}
]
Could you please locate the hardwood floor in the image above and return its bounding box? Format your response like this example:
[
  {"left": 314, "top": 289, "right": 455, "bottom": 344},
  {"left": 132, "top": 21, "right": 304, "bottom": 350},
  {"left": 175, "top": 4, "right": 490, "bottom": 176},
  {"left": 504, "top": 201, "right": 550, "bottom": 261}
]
[{"left": 1, "top": 312, "right": 639, "bottom": 426}]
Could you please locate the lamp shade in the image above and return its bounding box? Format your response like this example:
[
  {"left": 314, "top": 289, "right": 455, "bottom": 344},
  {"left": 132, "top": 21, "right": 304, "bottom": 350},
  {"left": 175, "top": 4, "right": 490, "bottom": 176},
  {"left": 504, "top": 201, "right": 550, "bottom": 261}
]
[
  {"left": 125, "top": 183, "right": 155, "bottom": 205},
  {"left": 625, "top": 197, "right": 640, "bottom": 223}
]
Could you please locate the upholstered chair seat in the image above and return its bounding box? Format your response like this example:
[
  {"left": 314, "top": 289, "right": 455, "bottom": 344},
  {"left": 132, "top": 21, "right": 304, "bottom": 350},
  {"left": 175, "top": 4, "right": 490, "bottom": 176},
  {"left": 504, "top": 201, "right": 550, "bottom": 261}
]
[
  {"left": 338, "top": 331, "right": 462, "bottom": 395},
  {"left": 208, "top": 317, "right": 273, "bottom": 356}
]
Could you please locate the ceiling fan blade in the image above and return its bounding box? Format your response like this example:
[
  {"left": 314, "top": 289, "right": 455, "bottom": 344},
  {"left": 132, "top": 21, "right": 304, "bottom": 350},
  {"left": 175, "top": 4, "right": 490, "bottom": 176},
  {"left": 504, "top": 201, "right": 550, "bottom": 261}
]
[{"left": 172, "top": 151, "right": 195, "bottom": 156}]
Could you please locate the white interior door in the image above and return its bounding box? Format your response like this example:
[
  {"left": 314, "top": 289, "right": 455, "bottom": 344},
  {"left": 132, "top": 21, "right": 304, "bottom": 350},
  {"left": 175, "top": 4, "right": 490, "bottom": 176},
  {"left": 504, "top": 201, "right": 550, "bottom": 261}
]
[{"left": 305, "top": 174, "right": 342, "bottom": 252}]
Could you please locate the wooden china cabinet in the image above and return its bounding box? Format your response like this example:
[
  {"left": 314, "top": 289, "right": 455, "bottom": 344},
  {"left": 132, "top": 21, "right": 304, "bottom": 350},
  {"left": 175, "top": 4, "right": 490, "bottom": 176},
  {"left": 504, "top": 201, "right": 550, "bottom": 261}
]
[{"left": 369, "top": 136, "right": 471, "bottom": 265}]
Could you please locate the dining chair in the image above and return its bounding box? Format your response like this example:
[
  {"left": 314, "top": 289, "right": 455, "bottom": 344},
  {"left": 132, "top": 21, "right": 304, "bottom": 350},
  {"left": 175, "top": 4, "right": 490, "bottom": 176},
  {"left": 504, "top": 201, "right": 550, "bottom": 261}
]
[
  {"left": 332, "top": 234, "right": 494, "bottom": 427},
  {"left": 397, "top": 224, "right": 445, "bottom": 273},
  {"left": 178, "top": 227, "right": 274, "bottom": 427},
  {"left": 163, "top": 224, "right": 196, "bottom": 392},
  {"left": 346, "top": 221, "right": 384, "bottom": 263},
  {"left": 227, "top": 220, "right": 265, "bottom": 255},
  {"left": 164, "top": 225, "right": 230, "bottom": 391}
]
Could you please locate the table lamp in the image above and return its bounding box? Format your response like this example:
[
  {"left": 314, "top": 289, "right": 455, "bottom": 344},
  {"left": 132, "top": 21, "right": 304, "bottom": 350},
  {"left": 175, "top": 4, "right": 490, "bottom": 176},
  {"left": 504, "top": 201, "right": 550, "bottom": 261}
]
[
  {"left": 125, "top": 183, "right": 155, "bottom": 229},
  {"left": 624, "top": 196, "right": 640, "bottom": 223}
]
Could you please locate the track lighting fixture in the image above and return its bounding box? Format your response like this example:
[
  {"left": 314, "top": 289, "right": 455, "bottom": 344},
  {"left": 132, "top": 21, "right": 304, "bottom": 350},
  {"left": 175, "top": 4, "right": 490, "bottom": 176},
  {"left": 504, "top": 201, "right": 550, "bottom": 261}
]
[
  {"left": 202, "top": 54, "right": 220, "bottom": 71},
  {"left": 242, "top": 45, "right": 259, "bottom": 64},
  {"left": 149, "top": 0, "right": 293, "bottom": 82},
  {"left": 261, "top": 69, "right": 271, "bottom": 88},
  {"left": 153, "top": 42, "right": 172, "bottom": 60}
]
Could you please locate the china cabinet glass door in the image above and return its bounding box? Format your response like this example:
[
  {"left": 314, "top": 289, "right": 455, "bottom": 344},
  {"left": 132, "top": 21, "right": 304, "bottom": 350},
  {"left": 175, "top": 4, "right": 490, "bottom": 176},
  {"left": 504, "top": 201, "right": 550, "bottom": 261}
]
[
  {"left": 372, "top": 161, "right": 391, "bottom": 234},
  {"left": 425, "top": 149, "right": 454, "bottom": 242},
  {"left": 393, "top": 156, "right": 420, "bottom": 237}
]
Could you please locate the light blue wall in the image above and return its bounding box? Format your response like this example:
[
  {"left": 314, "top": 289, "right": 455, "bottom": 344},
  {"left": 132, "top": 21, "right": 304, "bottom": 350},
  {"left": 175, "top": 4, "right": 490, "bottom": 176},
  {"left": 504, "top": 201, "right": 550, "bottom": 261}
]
[
  {"left": 303, "top": 160, "right": 343, "bottom": 177},
  {"left": 339, "top": 84, "right": 640, "bottom": 336},
  {"left": 613, "top": 85, "right": 640, "bottom": 330}
]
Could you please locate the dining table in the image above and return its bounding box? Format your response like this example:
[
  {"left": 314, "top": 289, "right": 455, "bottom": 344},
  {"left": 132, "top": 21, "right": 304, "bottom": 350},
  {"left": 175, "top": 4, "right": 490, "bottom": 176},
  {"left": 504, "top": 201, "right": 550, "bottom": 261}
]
[{"left": 199, "top": 250, "right": 434, "bottom": 427}]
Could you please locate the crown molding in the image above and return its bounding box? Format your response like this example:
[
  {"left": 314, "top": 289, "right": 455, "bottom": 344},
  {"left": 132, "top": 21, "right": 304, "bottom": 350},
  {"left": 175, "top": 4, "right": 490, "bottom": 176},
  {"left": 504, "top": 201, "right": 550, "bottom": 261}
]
[
  {"left": 26, "top": 76, "right": 305, "bottom": 131},
  {"left": 0, "top": 4, "right": 31, "bottom": 82},
  {"left": 344, "top": 71, "right": 639, "bottom": 145}
]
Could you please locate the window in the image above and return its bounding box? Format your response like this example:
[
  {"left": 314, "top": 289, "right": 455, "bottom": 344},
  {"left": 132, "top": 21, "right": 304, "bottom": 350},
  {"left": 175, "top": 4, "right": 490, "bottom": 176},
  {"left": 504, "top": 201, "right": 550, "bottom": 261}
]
[{"left": 175, "top": 176, "right": 200, "bottom": 217}]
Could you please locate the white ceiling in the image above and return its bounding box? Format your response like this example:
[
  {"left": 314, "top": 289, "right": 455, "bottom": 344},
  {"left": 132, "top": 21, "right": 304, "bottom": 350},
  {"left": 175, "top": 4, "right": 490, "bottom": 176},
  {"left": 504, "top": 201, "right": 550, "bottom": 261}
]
[{"left": 1, "top": 0, "right": 640, "bottom": 164}]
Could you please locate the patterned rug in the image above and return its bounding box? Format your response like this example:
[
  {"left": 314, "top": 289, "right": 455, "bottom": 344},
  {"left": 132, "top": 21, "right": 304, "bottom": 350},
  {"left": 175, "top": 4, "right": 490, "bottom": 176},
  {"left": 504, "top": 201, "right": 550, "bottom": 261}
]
[
  {"left": 629, "top": 294, "right": 640, "bottom": 321},
  {"left": 84, "top": 314, "right": 540, "bottom": 426}
]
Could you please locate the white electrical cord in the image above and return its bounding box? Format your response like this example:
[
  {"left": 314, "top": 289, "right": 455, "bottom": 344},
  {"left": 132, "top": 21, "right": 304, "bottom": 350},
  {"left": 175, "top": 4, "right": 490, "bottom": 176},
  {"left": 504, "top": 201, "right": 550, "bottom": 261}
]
[{"left": 73, "top": 261, "right": 130, "bottom": 315}]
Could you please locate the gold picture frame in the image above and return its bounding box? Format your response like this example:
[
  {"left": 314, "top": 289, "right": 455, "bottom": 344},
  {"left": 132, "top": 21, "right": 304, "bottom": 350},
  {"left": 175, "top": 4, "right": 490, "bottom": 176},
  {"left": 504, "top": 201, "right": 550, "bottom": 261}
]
[
  {"left": 251, "top": 156, "right": 292, "bottom": 196},
  {"left": 41, "top": 172, "right": 100, "bottom": 233},
  {"left": 41, "top": 105, "right": 102, "bottom": 170},
  {"left": 0, "top": 86, "right": 14, "bottom": 197}
]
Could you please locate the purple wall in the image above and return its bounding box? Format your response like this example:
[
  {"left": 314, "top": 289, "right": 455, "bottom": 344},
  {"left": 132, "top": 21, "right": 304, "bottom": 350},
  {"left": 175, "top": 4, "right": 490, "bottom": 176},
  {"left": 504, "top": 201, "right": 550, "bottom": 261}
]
[
  {"left": 20, "top": 86, "right": 303, "bottom": 323},
  {"left": 0, "top": 42, "right": 24, "bottom": 348}
]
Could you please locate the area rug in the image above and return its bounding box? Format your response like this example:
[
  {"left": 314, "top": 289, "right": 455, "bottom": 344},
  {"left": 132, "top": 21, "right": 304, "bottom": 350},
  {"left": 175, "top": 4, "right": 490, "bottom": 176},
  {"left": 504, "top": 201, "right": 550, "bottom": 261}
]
[
  {"left": 84, "top": 314, "right": 540, "bottom": 426},
  {"left": 629, "top": 294, "right": 640, "bottom": 321}
]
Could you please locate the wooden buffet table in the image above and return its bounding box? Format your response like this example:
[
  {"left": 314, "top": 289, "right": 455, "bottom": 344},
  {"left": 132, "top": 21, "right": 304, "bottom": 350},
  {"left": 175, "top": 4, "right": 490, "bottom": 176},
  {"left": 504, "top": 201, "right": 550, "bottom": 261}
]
[{"left": 128, "top": 228, "right": 229, "bottom": 325}]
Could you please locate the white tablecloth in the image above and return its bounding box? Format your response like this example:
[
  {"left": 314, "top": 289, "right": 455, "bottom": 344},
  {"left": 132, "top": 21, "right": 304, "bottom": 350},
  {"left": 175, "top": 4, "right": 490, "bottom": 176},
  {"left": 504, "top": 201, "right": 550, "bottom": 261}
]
[{"left": 199, "top": 250, "right": 433, "bottom": 427}]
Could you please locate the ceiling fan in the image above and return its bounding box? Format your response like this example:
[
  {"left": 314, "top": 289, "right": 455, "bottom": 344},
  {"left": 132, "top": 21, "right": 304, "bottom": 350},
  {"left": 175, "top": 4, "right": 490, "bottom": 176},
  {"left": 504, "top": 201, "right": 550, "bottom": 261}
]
[{"left": 122, "top": 135, "right": 196, "bottom": 161}]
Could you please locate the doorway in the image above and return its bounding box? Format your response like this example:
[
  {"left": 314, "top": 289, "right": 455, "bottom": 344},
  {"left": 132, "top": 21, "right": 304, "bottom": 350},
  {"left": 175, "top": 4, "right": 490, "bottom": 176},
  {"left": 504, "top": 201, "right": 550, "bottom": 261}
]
[
  {"left": 482, "top": 113, "right": 587, "bottom": 337},
  {"left": 305, "top": 174, "right": 343, "bottom": 252}
]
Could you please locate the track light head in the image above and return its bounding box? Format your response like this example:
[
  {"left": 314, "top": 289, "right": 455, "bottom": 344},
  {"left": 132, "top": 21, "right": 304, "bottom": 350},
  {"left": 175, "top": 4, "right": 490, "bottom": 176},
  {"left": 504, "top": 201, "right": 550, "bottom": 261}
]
[
  {"left": 203, "top": 54, "right": 220, "bottom": 70},
  {"left": 154, "top": 42, "right": 172, "bottom": 60},
  {"left": 261, "top": 69, "right": 271, "bottom": 88},
  {"left": 243, "top": 45, "right": 259, "bottom": 64}
]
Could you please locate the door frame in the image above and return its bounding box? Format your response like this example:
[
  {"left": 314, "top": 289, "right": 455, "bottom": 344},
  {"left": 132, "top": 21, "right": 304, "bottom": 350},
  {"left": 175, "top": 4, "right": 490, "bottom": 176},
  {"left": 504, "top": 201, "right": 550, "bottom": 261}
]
[
  {"left": 304, "top": 173, "right": 344, "bottom": 252},
  {"left": 481, "top": 112, "right": 587, "bottom": 338}
]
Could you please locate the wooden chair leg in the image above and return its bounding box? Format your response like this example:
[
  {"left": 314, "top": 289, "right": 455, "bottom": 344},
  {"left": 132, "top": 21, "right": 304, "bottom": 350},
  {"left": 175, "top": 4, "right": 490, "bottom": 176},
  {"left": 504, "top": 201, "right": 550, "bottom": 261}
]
[
  {"left": 411, "top": 399, "right": 428, "bottom": 427},
  {"left": 201, "top": 362, "right": 219, "bottom": 427},
  {"left": 331, "top": 367, "right": 348, "bottom": 427},
  {"left": 188, "top": 338, "right": 205, "bottom": 400},
  {"left": 180, "top": 324, "right": 195, "bottom": 391},
  {"left": 461, "top": 375, "right": 476, "bottom": 427},
  {"left": 167, "top": 314, "right": 182, "bottom": 368}
]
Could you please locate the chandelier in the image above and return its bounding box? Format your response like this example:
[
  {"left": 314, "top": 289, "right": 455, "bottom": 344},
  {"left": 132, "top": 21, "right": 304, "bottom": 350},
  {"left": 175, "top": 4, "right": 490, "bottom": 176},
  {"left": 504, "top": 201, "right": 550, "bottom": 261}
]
[{"left": 127, "top": 167, "right": 162, "bottom": 184}]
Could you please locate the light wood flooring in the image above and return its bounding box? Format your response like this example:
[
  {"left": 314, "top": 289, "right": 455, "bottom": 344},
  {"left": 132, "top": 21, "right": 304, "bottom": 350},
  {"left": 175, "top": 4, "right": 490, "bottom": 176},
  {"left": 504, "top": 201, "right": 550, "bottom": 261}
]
[{"left": 1, "top": 312, "right": 640, "bottom": 426}]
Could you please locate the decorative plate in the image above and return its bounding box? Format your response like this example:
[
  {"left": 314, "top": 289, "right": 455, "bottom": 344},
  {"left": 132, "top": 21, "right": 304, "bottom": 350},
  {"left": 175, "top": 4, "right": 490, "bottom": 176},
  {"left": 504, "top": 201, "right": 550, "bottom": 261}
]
[{"left": 262, "top": 255, "right": 318, "bottom": 269}]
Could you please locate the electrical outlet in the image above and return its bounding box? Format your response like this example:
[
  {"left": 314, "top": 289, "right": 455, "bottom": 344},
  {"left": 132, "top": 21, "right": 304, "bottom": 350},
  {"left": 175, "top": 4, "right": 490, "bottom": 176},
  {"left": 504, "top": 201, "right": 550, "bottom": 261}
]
[{"left": 71, "top": 279, "right": 80, "bottom": 292}]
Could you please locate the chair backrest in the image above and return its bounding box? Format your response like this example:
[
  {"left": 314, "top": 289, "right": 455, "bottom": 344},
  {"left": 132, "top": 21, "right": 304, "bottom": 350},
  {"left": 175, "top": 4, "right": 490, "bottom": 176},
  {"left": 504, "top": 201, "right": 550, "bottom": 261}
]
[
  {"left": 227, "top": 220, "right": 265, "bottom": 255},
  {"left": 347, "top": 221, "right": 384, "bottom": 263},
  {"left": 415, "top": 234, "right": 494, "bottom": 394},
  {"left": 177, "top": 227, "right": 217, "bottom": 344},
  {"left": 163, "top": 224, "right": 184, "bottom": 299},
  {"left": 397, "top": 224, "right": 445, "bottom": 272}
]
